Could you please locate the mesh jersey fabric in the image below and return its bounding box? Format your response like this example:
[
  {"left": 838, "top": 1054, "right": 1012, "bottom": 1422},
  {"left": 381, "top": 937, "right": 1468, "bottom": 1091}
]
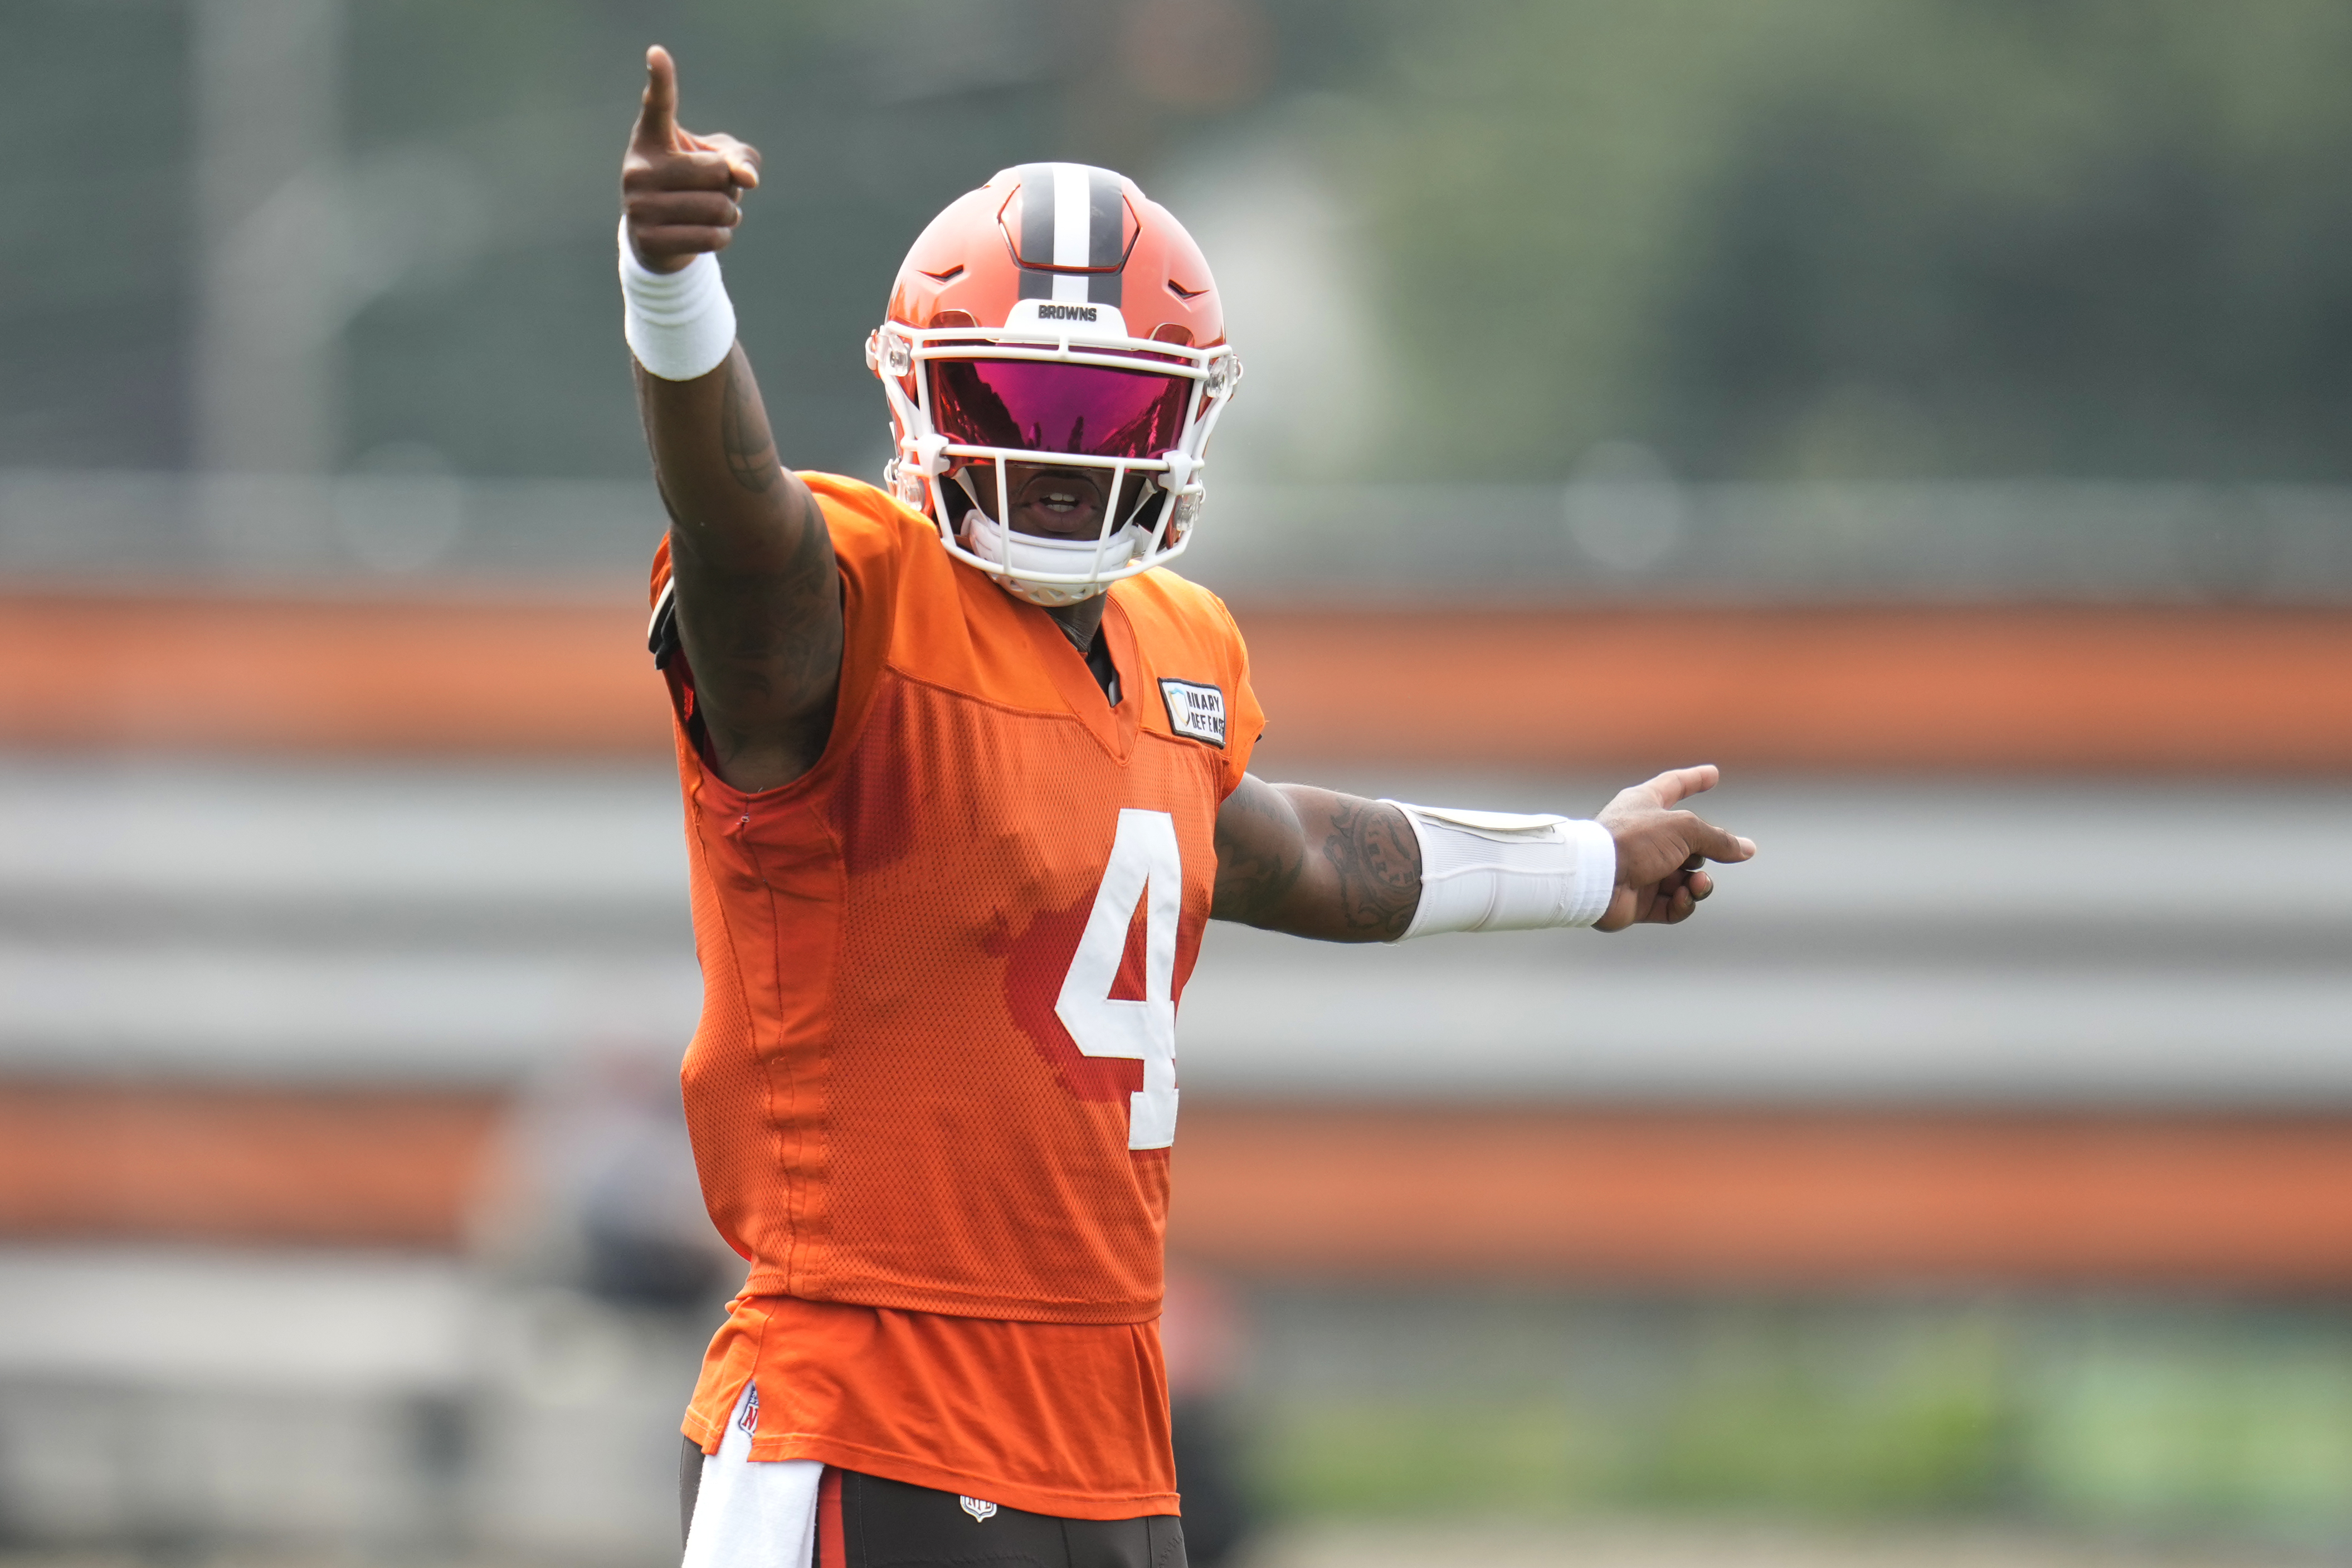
[
  {"left": 656, "top": 473, "right": 1261, "bottom": 1321},
  {"left": 681, "top": 1293, "right": 1178, "bottom": 1520},
  {"left": 659, "top": 473, "right": 1262, "bottom": 1516}
]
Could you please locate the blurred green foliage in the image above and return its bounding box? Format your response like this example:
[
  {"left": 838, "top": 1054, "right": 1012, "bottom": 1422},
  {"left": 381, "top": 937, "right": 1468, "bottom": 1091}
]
[
  {"left": 1, "top": 1, "right": 191, "bottom": 469},
  {"left": 1241, "top": 1294, "right": 2352, "bottom": 1539},
  {"left": 7, "top": 0, "right": 2351, "bottom": 481},
  {"left": 1339, "top": 0, "right": 2352, "bottom": 481},
  {"left": 2028, "top": 1316, "right": 2352, "bottom": 1532}
]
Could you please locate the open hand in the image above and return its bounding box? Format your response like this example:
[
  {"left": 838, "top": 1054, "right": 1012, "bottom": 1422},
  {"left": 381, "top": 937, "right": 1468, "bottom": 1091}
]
[
  {"left": 622, "top": 46, "right": 762, "bottom": 274},
  {"left": 1594, "top": 764, "right": 1755, "bottom": 931}
]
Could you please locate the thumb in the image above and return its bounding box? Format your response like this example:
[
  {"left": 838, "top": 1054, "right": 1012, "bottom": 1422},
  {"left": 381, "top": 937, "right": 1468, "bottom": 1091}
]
[{"left": 633, "top": 45, "right": 681, "bottom": 151}]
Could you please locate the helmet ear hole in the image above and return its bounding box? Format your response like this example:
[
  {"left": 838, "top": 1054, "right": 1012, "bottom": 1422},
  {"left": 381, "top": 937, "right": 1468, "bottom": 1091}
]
[
  {"left": 1150, "top": 323, "right": 1194, "bottom": 347},
  {"left": 929, "top": 309, "right": 978, "bottom": 329}
]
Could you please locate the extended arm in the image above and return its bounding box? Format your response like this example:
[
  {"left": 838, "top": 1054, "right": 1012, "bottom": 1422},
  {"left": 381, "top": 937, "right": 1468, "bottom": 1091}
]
[
  {"left": 1211, "top": 766, "right": 1755, "bottom": 939},
  {"left": 1210, "top": 777, "right": 1424, "bottom": 941},
  {"left": 624, "top": 47, "right": 841, "bottom": 791}
]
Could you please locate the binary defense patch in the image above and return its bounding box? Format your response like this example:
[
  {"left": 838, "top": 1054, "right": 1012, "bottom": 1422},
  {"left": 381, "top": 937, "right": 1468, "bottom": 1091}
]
[{"left": 1158, "top": 679, "right": 1226, "bottom": 747}]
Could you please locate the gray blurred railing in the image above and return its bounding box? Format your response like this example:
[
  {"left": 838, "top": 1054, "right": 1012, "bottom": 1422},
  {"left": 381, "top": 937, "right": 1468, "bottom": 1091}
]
[{"left": 6, "top": 468, "right": 2350, "bottom": 602}]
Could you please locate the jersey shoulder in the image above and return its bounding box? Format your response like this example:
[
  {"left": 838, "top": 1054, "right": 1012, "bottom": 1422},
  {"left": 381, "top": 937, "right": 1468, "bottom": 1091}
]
[
  {"left": 1114, "top": 567, "right": 1262, "bottom": 786},
  {"left": 803, "top": 473, "right": 1087, "bottom": 714},
  {"left": 647, "top": 473, "right": 932, "bottom": 605},
  {"left": 800, "top": 471, "right": 936, "bottom": 577},
  {"left": 1113, "top": 565, "right": 1249, "bottom": 670}
]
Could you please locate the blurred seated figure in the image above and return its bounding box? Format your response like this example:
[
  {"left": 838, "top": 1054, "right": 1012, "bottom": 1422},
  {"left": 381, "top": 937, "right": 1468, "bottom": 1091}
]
[{"left": 1163, "top": 1266, "right": 1254, "bottom": 1565}]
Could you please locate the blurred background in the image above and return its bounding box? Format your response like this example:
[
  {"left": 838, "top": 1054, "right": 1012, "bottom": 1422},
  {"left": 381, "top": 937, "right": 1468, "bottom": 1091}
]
[{"left": 5, "top": 0, "right": 2352, "bottom": 1563}]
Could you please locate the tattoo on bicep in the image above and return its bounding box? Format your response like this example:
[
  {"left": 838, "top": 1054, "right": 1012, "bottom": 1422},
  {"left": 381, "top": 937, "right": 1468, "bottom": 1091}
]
[
  {"left": 1212, "top": 783, "right": 1305, "bottom": 924},
  {"left": 1214, "top": 837, "right": 1303, "bottom": 923},
  {"left": 720, "top": 356, "right": 782, "bottom": 495},
  {"left": 1321, "top": 800, "right": 1421, "bottom": 939}
]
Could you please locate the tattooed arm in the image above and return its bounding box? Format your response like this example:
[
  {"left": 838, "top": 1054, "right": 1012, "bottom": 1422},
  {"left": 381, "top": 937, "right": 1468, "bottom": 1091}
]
[
  {"left": 625, "top": 48, "right": 841, "bottom": 792},
  {"left": 1211, "top": 775, "right": 1423, "bottom": 942},
  {"left": 1213, "top": 767, "right": 1754, "bottom": 939},
  {"left": 633, "top": 347, "right": 839, "bottom": 790}
]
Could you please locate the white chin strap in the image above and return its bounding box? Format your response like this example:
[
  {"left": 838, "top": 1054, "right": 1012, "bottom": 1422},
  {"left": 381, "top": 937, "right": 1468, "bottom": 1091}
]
[{"left": 958, "top": 503, "right": 1145, "bottom": 607}]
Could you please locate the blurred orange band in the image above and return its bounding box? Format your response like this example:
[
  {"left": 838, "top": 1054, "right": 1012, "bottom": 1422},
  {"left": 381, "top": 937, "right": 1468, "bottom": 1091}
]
[
  {"left": 10, "top": 1084, "right": 2351, "bottom": 1289},
  {"left": 4, "top": 592, "right": 2348, "bottom": 771}
]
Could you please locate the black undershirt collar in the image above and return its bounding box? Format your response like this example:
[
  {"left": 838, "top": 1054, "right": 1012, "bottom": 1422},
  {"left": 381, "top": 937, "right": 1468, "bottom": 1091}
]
[{"left": 1083, "top": 627, "right": 1121, "bottom": 707}]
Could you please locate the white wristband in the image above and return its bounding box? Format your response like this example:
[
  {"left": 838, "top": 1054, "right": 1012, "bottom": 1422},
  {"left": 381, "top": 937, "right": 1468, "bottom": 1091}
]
[
  {"left": 619, "top": 218, "right": 738, "bottom": 381},
  {"left": 1383, "top": 802, "right": 1617, "bottom": 939}
]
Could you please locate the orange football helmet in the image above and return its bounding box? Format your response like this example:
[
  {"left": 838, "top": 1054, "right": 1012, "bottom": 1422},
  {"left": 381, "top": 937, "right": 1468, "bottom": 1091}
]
[{"left": 868, "top": 163, "right": 1243, "bottom": 605}]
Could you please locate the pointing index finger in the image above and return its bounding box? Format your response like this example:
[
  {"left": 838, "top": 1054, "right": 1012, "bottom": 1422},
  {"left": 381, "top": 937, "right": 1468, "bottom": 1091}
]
[
  {"left": 1647, "top": 763, "right": 1721, "bottom": 809},
  {"left": 1684, "top": 816, "right": 1755, "bottom": 865},
  {"left": 634, "top": 45, "right": 680, "bottom": 152}
]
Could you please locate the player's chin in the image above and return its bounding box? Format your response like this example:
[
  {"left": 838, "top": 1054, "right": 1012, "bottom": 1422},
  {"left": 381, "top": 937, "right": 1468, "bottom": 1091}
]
[{"left": 1015, "top": 511, "right": 1104, "bottom": 541}]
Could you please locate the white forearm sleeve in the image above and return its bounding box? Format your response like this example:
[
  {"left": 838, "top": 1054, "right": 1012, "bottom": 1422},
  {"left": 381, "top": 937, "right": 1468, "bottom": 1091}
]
[
  {"left": 619, "top": 219, "right": 738, "bottom": 382},
  {"left": 1384, "top": 802, "right": 1617, "bottom": 939}
]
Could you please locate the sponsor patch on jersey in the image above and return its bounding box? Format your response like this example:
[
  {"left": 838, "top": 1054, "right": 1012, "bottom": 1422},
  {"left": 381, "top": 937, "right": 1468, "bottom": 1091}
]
[
  {"left": 1158, "top": 679, "right": 1226, "bottom": 748},
  {"left": 959, "top": 1496, "right": 999, "bottom": 1522}
]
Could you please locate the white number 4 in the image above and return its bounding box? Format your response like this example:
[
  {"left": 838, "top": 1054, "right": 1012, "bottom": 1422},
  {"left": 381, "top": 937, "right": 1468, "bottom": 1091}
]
[{"left": 1055, "top": 809, "right": 1181, "bottom": 1150}]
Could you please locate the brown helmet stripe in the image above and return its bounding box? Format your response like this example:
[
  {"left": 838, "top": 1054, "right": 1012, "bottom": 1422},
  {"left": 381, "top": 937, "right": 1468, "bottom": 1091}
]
[{"left": 1011, "top": 163, "right": 1127, "bottom": 309}]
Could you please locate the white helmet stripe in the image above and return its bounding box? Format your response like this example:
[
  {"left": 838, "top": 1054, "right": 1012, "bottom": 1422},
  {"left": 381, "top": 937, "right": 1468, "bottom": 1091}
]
[
  {"left": 1010, "top": 163, "right": 1128, "bottom": 307},
  {"left": 1049, "top": 162, "right": 1092, "bottom": 269}
]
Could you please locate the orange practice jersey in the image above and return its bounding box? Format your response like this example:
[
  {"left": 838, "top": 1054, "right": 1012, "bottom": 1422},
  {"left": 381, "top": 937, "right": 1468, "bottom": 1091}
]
[{"left": 661, "top": 475, "right": 1263, "bottom": 1513}]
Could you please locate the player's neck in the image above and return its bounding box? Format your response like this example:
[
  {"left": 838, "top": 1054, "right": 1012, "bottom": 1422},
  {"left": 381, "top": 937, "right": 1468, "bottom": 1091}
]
[{"left": 1042, "top": 596, "right": 1108, "bottom": 654}]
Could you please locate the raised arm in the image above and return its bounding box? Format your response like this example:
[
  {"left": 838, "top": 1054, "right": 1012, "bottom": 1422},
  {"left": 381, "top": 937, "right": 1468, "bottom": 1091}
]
[
  {"left": 1211, "top": 766, "right": 1755, "bottom": 939},
  {"left": 623, "top": 46, "right": 841, "bottom": 791}
]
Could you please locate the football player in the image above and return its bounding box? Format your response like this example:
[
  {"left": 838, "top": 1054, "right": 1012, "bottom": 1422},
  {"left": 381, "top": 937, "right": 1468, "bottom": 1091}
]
[{"left": 621, "top": 46, "right": 1754, "bottom": 1568}]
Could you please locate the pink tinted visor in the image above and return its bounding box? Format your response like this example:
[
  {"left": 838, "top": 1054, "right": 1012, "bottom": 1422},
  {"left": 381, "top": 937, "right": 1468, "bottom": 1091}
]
[{"left": 929, "top": 358, "right": 1193, "bottom": 462}]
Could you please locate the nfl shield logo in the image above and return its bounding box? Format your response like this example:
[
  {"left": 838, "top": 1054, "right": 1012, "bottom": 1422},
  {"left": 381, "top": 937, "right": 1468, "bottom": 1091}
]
[{"left": 958, "top": 1496, "right": 997, "bottom": 1522}]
